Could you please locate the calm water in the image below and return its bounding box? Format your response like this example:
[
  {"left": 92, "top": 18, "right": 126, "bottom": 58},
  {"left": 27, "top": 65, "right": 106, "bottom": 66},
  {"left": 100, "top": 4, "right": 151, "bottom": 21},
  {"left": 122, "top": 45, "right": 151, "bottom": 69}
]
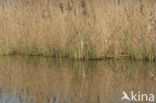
[{"left": 0, "top": 56, "right": 156, "bottom": 103}]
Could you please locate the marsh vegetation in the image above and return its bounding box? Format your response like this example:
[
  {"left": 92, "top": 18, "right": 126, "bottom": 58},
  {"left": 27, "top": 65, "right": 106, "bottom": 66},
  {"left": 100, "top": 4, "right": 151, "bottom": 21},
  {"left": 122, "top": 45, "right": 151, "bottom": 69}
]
[
  {"left": 0, "top": 1, "right": 156, "bottom": 102},
  {"left": 0, "top": 0, "right": 156, "bottom": 60}
]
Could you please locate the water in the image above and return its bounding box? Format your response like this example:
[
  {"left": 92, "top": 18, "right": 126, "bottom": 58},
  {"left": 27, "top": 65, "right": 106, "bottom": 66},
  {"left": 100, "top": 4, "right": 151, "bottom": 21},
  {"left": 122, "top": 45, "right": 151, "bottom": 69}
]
[{"left": 0, "top": 56, "right": 156, "bottom": 103}]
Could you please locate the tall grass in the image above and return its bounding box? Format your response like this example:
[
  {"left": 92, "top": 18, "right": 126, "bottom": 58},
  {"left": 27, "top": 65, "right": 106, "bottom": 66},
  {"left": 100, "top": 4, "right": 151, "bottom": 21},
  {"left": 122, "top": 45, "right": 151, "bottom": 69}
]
[{"left": 0, "top": 0, "right": 156, "bottom": 60}]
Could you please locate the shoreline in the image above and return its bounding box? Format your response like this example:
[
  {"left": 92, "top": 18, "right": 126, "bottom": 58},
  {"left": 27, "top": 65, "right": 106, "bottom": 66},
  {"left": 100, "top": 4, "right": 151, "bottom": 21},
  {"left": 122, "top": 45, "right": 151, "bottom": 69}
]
[{"left": 0, "top": 50, "right": 155, "bottom": 61}]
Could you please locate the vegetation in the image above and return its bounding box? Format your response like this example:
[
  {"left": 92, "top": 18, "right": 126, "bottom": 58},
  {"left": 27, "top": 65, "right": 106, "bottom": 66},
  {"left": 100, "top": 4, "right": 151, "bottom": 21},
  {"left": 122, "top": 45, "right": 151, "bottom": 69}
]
[{"left": 0, "top": 0, "right": 156, "bottom": 60}]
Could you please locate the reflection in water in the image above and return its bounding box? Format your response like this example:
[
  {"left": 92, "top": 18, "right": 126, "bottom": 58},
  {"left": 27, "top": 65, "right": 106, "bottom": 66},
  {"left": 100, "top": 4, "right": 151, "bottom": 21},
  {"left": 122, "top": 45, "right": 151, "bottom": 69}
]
[{"left": 0, "top": 56, "right": 156, "bottom": 103}]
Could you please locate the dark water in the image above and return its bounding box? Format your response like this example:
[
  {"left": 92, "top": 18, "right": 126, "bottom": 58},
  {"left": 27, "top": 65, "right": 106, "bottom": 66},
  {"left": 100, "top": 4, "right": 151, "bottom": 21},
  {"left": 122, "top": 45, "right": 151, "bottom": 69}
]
[{"left": 0, "top": 56, "right": 156, "bottom": 103}]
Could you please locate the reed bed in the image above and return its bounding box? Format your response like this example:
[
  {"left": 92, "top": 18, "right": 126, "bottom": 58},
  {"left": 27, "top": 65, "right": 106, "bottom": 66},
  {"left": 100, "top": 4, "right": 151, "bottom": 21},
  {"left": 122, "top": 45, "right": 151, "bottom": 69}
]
[{"left": 0, "top": 0, "right": 156, "bottom": 60}]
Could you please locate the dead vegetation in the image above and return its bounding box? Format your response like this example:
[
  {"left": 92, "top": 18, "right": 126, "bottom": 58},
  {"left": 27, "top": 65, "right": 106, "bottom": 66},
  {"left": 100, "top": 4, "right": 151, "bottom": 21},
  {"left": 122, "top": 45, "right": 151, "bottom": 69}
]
[{"left": 0, "top": 0, "right": 156, "bottom": 60}]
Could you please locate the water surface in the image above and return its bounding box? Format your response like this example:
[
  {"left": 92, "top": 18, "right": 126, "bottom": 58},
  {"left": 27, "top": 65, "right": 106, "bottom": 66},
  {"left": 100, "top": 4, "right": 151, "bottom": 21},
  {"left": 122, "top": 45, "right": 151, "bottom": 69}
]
[{"left": 0, "top": 56, "right": 156, "bottom": 103}]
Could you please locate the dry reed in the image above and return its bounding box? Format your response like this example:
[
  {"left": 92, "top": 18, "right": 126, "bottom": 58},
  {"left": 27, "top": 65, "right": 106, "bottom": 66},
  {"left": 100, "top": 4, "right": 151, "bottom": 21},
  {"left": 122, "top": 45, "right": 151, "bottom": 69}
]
[{"left": 0, "top": 0, "right": 156, "bottom": 60}]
